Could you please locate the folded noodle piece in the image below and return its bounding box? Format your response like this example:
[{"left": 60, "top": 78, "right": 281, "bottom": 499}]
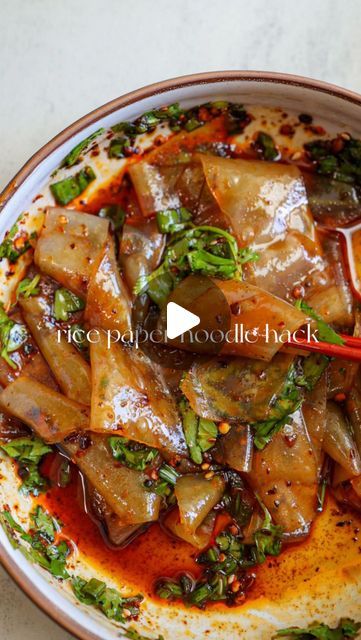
[
  {"left": 214, "top": 279, "right": 306, "bottom": 360},
  {"left": 90, "top": 330, "right": 187, "bottom": 456},
  {"left": 63, "top": 434, "right": 160, "bottom": 525},
  {"left": 85, "top": 238, "right": 132, "bottom": 334},
  {"left": 249, "top": 409, "right": 319, "bottom": 538},
  {"left": 20, "top": 292, "right": 91, "bottom": 405},
  {"left": 0, "top": 376, "right": 89, "bottom": 443},
  {"left": 34, "top": 208, "right": 109, "bottom": 297},
  {"left": 200, "top": 155, "right": 327, "bottom": 301}
]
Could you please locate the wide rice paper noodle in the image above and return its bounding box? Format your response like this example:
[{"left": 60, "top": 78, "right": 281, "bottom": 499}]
[
  {"left": 302, "top": 373, "right": 327, "bottom": 475},
  {"left": 214, "top": 279, "right": 306, "bottom": 360},
  {"left": 21, "top": 352, "right": 59, "bottom": 391},
  {"left": 174, "top": 474, "right": 225, "bottom": 533},
  {"left": 324, "top": 401, "right": 361, "bottom": 476},
  {"left": 181, "top": 353, "right": 294, "bottom": 423},
  {"left": 20, "top": 292, "right": 91, "bottom": 405},
  {"left": 0, "top": 344, "right": 58, "bottom": 390},
  {"left": 212, "top": 424, "right": 253, "bottom": 472},
  {"left": 200, "top": 155, "right": 329, "bottom": 300},
  {"left": 200, "top": 156, "right": 315, "bottom": 246},
  {"left": 90, "top": 331, "right": 186, "bottom": 455},
  {"left": 346, "top": 382, "right": 361, "bottom": 456},
  {"left": 34, "top": 208, "right": 109, "bottom": 297},
  {"left": 175, "top": 161, "right": 225, "bottom": 228},
  {"left": 85, "top": 239, "right": 132, "bottom": 333},
  {"left": 246, "top": 232, "right": 324, "bottom": 300},
  {"left": 0, "top": 376, "right": 88, "bottom": 443},
  {"left": 87, "top": 485, "right": 143, "bottom": 546},
  {"left": 164, "top": 509, "right": 216, "bottom": 549},
  {"left": 163, "top": 276, "right": 306, "bottom": 361},
  {"left": 128, "top": 163, "right": 182, "bottom": 217},
  {"left": 306, "top": 232, "right": 354, "bottom": 327},
  {"left": 119, "top": 220, "right": 165, "bottom": 293},
  {"left": 327, "top": 358, "right": 359, "bottom": 398},
  {"left": 64, "top": 434, "right": 160, "bottom": 525},
  {"left": 249, "top": 410, "right": 318, "bottom": 537}
]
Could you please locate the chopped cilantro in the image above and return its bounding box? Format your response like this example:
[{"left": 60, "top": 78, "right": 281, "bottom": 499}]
[
  {"left": 121, "top": 627, "right": 165, "bottom": 640},
  {"left": 255, "top": 131, "right": 280, "bottom": 161},
  {"left": 99, "top": 204, "right": 126, "bottom": 231},
  {"left": 0, "top": 303, "right": 28, "bottom": 370},
  {"left": 53, "top": 288, "right": 85, "bottom": 322},
  {"left": 72, "top": 576, "right": 142, "bottom": 622},
  {"left": 275, "top": 618, "right": 361, "bottom": 639},
  {"left": 0, "top": 218, "right": 36, "bottom": 264},
  {"left": 16, "top": 274, "right": 41, "bottom": 299},
  {"left": 108, "top": 437, "right": 159, "bottom": 471},
  {"left": 134, "top": 223, "right": 258, "bottom": 307},
  {"left": 1, "top": 436, "right": 52, "bottom": 496},
  {"left": 0, "top": 506, "right": 69, "bottom": 579},
  {"left": 179, "top": 398, "right": 218, "bottom": 465},
  {"left": 305, "top": 135, "right": 361, "bottom": 185},
  {"left": 295, "top": 299, "right": 344, "bottom": 345},
  {"left": 156, "top": 207, "right": 193, "bottom": 234}
]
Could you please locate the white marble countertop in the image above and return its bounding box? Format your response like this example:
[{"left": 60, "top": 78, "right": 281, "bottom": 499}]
[{"left": 1, "top": 0, "right": 361, "bottom": 637}]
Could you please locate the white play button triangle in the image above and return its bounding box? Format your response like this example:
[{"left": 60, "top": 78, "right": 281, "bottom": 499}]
[{"left": 166, "top": 302, "right": 200, "bottom": 340}]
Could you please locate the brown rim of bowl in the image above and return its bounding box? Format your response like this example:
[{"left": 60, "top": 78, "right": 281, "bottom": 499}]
[{"left": 1, "top": 69, "right": 361, "bottom": 640}]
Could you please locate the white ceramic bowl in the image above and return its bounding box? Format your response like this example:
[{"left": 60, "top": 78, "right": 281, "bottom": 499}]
[{"left": 1, "top": 71, "right": 361, "bottom": 640}]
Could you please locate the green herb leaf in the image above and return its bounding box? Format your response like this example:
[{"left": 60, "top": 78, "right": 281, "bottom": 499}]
[
  {"left": 156, "top": 207, "right": 193, "bottom": 233},
  {"left": 275, "top": 618, "right": 361, "bottom": 639},
  {"left": 50, "top": 166, "right": 96, "bottom": 205},
  {"left": 143, "top": 463, "right": 179, "bottom": 498},
  {"left": 21, "top": 465, "right": 49, "bottom": 496},
  {"left": 253, "top": 363, "right": 302, "bottom": 450},
  {"left": 16, "top": 274, "right": 41, "bottom": 299},
  {"left": 0, "top": 218, "right": 36, "bottom": 264},
  {"left": 1, "top": 437, "right": 51, "bottom": 464},
  {"left": 179, "top": 397, "right": 218, "bottom": 464},
  {"left": 69, "top": 323, "right": 89, "bottom": 357},
  {"left": 108, "top": 437, "right": 159, "bottom": 471},
  {"left": 61, "top": 129, "right": 104, "bottom": 168},
  {"left": 99, "top": 204, "right": 126, "bottom": 231},
  {"left": 253, "top": 498, "right": 283, "bottom": 564},
  {"left": 0, "top": 303, "right": 28, "bottom": 369},
  {"left": 305, "top": 135, "right": 361, "bottom": 185},
  {"left": 295, "top": 299, "right": 344, "bottom": 345},
  {"left": 121, "top": 626, "right": 165, "bottom": 640},
  {"left": 255, "top": 132, "right": 280, "bottom": 161},
  {"left": 32, "top": 504, "right": 59, "bottom": 540},
  {"left": 72, "top": 576, "right": 143, "bottom": 622},
  {"left": 295, "top": 353, "right": 329, "bottom": 391},
  {"left": 108, "top": 137, "right": 132, "bottom": 158},
  {"left": 53, "top": 288, "right": 85, "bottom": 322},
  {"left": 1, "top": 437, "right": 52, "bottom": 496},
  {"left": 158, "top": 463, "right": 179, "bottom": 485},
  {"left": 135, "top": 223, "right": 258, "bottom": 307},
  {"left": 0, "top": 506, "right": 70, "bottom": 579}
]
